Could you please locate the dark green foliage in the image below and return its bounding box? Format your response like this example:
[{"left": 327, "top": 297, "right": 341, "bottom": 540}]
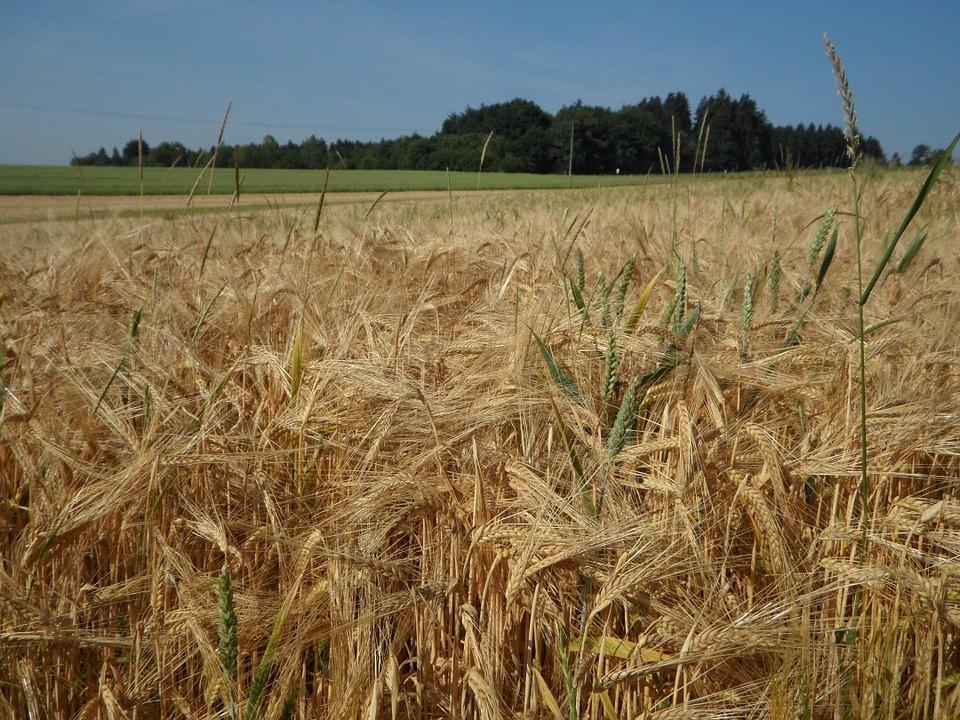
[
  {"left": 71, "top": 92, "right": 886, "bottom": 173},
  {"left": 771, "top": 123, "right": 884, "bottom": 170},
  {"left": 694, "top": 90, "right": 771, "bottom": 171}
]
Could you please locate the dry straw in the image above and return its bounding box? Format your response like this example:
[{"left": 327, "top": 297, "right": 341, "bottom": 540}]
[{"left": 2, "top": 47, "right": 960, "bottom": 719}]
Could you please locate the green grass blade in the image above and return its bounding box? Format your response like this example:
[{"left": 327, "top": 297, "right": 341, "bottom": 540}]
[
  {"left": 677, "top": 301, "right": 701, "bottom": 338},
  {"left": 548, "top": 394, "right": 595, "bottom": 517},
  {"left": 895, "top": 226, "right": 929, "bottom": 273},
  {"left": 196, "top": 364, "right": 236, "bottom": 427},
  {"left": 313, "top": 167, "right": 331, "bottom": 233},
  {"left": 534, "top": 333, "right": 582, "bottom": 404},
  {"left": 192, "top": 282, "right": 228, "bottom": 344},
  {"left": 861, "top": 130, "right": 960, "bottom": 305},
  {"left": 93, "top": 359, "right": 126, "bottom": 416},
  {"left": 638, "top": 347, "right": 682, "bottom": 389},
  {"left": 199, "top": 226, "right": 217, "bottom": 282},
  {"left": 244, "top": 608, "right": 286, "bottom": 720},
  {"left": 845, "top": 316, "right": 905, "bottom": 341},
  {"left": 568, "top": 276, "right": 589, "bottom": 321},
  {"left": 813, "top": 226, "right": 839, "bottom": 298},
  {"left": 129, "top": 307, "right": 144, "bottom": 342}
]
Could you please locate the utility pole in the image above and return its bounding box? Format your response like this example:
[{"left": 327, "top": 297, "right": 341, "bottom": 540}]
[{"left": 567, "top": 119, "right": 575, "bottom": 186}]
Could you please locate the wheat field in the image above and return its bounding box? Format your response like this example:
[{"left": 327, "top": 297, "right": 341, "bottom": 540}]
[{"left": 2, "top": 167, "right": 959, "bottom": 719}]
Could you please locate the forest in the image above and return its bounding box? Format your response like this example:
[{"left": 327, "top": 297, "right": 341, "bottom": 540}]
[{"left": 72, "top": 90, "right": 892, "bottom": 174}]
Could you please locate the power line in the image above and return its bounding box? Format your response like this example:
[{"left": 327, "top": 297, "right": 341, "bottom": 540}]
[{"left": 0, "top": 101, "right": 434, "bottom": 136}]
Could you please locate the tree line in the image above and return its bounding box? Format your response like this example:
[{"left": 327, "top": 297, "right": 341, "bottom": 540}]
[{"left": 73, "top": 90, "right": 907, "bottom": 174}]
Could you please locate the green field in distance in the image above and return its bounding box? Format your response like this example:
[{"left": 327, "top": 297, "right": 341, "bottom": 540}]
[{"left": 0, "top": 165, "right": 660, "bottom": 196}]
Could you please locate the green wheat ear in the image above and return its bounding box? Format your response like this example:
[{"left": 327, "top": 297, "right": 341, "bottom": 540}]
[
  {"left": 740, "top": 272, "right": 755, "bottom": 357},
  {"left": 575, "top": 248, "right": 585, "bottom": 292},
  {"left": 767, "top": 249, "right": 781, "bottom": 312},
  {"left": 217, "top": 563, "right": 239, "bottom": 714},
  {"left": 600, "top": 330, "right": 621, "bottom": 408},
  {"left": 801, "top": 206, "right": 836, "bottom": 299},
  {"left": 667, "top": 260, "right": 687, "bottom": 333},
  {"left": 607, "top": 377, "right": 640, "bottom": 463},
  {"left": 597, "top": 376, "right": 641, "bottom": 515},
  {"left": 613, "top": 254, "right": 637, "bottom": 322},
  {"left": 813, "top": 226, "right": 839, "bottom": 297},
  {"left": 741, "top": 271, "right": 754, "bottom": 335}
]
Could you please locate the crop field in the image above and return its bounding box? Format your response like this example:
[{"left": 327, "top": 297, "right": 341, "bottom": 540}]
[
  {"left": 0, "top": 164, "right": 657, "bottom": 197},
  {"left": 2, "top": 166, "right": 960, "bottom": 719},
  {"left": 0, "top": 188, "right": 571, "bottom": 226}
]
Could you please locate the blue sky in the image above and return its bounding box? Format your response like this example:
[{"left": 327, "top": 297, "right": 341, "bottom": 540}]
[{"left": 1, "top": 1, "right": 957, "bottom": 165}]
